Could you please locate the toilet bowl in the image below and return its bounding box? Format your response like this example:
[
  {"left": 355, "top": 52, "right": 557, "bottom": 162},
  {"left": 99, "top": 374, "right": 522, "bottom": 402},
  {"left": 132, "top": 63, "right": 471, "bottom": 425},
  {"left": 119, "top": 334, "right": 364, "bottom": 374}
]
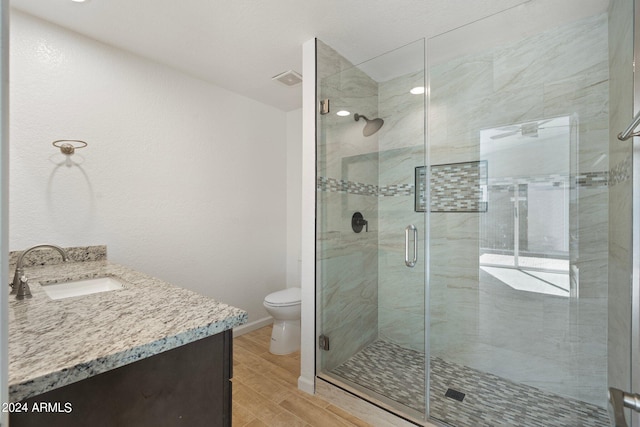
[{"left": 263, "top": 287, "right": 301, "bottom": 355}]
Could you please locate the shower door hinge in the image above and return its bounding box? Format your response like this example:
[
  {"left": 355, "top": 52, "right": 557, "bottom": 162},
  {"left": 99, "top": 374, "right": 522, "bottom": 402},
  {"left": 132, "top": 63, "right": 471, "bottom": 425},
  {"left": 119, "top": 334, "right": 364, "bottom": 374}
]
[
  {"left": 320, "top": 99, "right": 330, "bottom": 115},
  {"left": 318, "top": 334, "right": 330, "bottom": 351}
]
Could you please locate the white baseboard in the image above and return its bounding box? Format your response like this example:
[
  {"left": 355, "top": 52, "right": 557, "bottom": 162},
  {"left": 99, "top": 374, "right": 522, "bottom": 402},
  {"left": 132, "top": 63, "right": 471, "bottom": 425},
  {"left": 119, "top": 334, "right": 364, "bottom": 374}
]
[
  {"left": 298, "top": 375, "right": 315, "bottom": 395},
  {"left": 232, "top": 316, "right": 273, "bottom": 337}
]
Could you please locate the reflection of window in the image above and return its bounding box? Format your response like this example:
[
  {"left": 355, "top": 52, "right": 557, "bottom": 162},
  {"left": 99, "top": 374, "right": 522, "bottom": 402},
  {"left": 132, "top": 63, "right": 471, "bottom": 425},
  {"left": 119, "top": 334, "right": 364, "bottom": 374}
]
[{"left": 479, "top": 117, "right": 571, "bottom": 297}]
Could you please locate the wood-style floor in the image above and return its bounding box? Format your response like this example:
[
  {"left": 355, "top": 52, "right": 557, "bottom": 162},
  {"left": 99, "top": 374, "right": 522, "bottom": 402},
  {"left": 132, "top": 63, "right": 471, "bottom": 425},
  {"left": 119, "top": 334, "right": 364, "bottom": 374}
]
[{"left": 232, "top": 326, "right": 372, "bottom": 427}]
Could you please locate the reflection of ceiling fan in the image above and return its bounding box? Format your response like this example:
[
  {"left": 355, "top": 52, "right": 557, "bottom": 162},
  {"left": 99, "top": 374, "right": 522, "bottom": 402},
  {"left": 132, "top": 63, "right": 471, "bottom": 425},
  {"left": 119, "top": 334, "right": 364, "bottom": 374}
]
[{"left": 490, "top": 119, "right": 554, "bottom": 139}]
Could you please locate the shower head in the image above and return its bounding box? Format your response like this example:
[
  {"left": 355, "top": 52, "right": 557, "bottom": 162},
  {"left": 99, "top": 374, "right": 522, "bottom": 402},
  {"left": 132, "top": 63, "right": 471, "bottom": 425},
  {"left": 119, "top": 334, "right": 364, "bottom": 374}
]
[{"left": 354, "top": 113, "right": 384, "bottom": 137}]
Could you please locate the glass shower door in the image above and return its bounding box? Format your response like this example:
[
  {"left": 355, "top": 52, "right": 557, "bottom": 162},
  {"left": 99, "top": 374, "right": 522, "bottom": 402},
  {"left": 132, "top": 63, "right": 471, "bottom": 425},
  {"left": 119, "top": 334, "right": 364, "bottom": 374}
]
[
  {"left": 608, "top": 0, "right": 638, "bottom": 426},
  {"left": 315, "top": 39, "right": 427, "bottom": 420},
  {"left": 427, "top": 1, "right": 635, "bottom": 426}
]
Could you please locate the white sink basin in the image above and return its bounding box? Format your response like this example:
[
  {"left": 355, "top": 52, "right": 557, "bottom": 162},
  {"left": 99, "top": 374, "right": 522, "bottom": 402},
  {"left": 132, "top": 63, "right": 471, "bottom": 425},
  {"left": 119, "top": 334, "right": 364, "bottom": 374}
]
[{"left": 42, "top": 276, "right": 124, "bottom": 300}]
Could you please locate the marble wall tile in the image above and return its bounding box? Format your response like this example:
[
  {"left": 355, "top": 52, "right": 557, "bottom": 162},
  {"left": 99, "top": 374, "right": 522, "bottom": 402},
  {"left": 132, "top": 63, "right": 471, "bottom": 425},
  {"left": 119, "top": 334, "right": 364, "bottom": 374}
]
[
  {"left": 316, "top": 40, "right": 362, "bottom": 81},
  {"left": 428, "top": 54, "right": 492, "bottom": 166},
  {"left": 576, "top": 188, "right": 609, "bottom": 298},
  {"left": 377, "top": 68, "right": 426, "bottom": 350},
  {"left": 607, "top": 0, "right": 634, "bottom": 396},
  {"left": 316, "top": 41, "right": 380, "bottom": 372},
  {"left": 318, "top": 247, "right": 378, "bottom": 370},
  {"left": 316, "top": 192, "right": 378, "bottom": 252},
  {"left": 319, "top": 114, "right": 379, "bottom": 181},
  {"left": 319, "top": 9, "right": 617, "bottom": 411},
  {"left": 378, "top": 146, "right": 423, "bottom": 187},
  {"left": 608, "top": 180, "right": 633, "bottom": 392},
  {"left": 484, "top": 83, "right": 546, "bottom": 132},
  {"left": 317, "top": 41, "right": 379, "bottom": 182},
  {"left": 378, "top": 71, "right": 425, "bottom": 152},
  {"left": 427, "top": 12, "right": 611, "bottom": 407},
  {"left": 429, "top": 211, "right": 482, "bottom": 357},
  {"left": 431, "top": 257, "right": 608, "bottom": 400},
  {"left": 492, "top": 14, "right": 608, "bottom": 92},
  {"left": 377, "top": 243, "right": 425, "bottom": 350},
  {"left": 543, "top": 78, "right": 609, "bottom": 174}
]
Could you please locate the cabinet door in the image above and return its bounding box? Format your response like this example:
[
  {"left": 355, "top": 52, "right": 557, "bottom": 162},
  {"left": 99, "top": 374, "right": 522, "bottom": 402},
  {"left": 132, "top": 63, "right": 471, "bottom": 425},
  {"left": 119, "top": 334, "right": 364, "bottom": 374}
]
[{"left": 11, "top": 331, "right": 231, "bottom": 427}]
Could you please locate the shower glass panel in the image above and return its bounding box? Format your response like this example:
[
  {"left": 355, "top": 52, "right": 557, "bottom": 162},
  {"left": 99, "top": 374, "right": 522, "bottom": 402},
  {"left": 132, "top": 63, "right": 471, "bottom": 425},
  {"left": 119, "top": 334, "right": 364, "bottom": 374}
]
[
  {"left": 427, "top": 1, "right": 631, "bottom": 426},
  {"left": 315, "top": 39, "right": 427, "bottom": 420}
]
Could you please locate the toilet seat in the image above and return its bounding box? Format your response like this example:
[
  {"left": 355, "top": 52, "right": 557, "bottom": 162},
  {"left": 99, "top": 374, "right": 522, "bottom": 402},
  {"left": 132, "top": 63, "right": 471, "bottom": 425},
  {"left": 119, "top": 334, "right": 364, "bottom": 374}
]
[{"left": 264, "top": 287, "right": 301, "bottom": 307}]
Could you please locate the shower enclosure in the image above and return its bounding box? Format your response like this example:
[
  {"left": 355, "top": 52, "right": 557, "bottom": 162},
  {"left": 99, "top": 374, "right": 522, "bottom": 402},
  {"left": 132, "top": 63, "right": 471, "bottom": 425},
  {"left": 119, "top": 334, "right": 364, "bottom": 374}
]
[
  {"left": 314, "top": 1, "right": 638, "bottom": 426},
  {"left": 315, "top": 38, "right": 427, "bottom": 420}
]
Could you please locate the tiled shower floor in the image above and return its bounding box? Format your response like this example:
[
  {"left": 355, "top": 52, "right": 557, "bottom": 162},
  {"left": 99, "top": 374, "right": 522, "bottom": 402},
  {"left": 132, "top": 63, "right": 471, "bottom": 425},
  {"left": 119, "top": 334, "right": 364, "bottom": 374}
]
[{"left": 331, "top": 340, "right": 610, "bottom": 427}]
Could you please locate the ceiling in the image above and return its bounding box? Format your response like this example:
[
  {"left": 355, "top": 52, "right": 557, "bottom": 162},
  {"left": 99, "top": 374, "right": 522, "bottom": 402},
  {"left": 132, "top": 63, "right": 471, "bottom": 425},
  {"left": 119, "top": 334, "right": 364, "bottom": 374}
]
[{"left": 9, "top": 0, "right": 609, "bottom": 112}]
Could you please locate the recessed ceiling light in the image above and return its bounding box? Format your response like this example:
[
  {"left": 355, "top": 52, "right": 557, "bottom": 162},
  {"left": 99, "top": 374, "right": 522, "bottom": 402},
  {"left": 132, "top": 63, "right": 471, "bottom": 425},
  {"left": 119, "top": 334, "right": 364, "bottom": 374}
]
[
  {"left": 71, "top": 0, "right": 88, "bottom": 3},
  {"left": 410, "top": 86, "right": 425, "bottom": 95},
  {"left": 336, "top": 110, "right": 350, "bottom": 117}
]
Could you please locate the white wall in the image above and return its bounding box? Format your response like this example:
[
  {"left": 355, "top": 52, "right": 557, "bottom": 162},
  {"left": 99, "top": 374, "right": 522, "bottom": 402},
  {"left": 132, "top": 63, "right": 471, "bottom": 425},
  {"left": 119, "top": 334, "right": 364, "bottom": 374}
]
[
  {"left": 0, "top": 1, "right": 8, "bottom": 425},
  {"left": 286, "top": 108, "right": 302, "bottom": 289},
  {"left": 9, "top": 9, "right": 288, "bottom": 324},
  {"left": 298, "top": 38, "right": 316, "bottom": 394}
]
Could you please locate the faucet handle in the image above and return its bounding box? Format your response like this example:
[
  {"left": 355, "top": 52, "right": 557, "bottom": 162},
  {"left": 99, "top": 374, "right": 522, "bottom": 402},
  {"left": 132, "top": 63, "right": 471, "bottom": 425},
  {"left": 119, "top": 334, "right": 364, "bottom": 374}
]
[{"left": 16, "top": 276, "right": 31, "bottom": 299}]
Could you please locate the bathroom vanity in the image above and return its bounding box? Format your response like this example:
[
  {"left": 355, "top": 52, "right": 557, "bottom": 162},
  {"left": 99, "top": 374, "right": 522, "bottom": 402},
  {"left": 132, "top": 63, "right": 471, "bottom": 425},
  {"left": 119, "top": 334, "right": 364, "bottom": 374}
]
[{"left": 7, "top": 246, "right": 247, "bottom": 427}]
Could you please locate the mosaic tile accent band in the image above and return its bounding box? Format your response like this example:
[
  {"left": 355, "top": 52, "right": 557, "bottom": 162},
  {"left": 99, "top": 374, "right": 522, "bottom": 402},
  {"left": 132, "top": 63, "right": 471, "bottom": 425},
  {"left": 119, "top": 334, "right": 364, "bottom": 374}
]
[
  {"left": 332, "top": 340, "right": 609, "bottom": 427},
  {"left": 317, "top": 176, "right": 377, "bottom": 196},
  {"left": 316, "top": 177, "right": 413, "bottom": 198},
  {"left": 577, "top": 171, "right": 609, "bottom": 188},
  {"left": 379, "top": 183, "right": 413, "bottom": 197},
  {"left": 488, "top": 174, "right": 570, "bottom": 188},
  {"left": 318, "top": 165, "right": 613, "bottom": 210}
]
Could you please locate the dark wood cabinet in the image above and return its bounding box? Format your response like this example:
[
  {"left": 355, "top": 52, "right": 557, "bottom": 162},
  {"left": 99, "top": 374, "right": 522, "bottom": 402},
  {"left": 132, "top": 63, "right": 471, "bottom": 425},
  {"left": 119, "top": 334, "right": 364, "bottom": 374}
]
[{"left": 10, "top": 329, "right": 232, "bottom": 427}]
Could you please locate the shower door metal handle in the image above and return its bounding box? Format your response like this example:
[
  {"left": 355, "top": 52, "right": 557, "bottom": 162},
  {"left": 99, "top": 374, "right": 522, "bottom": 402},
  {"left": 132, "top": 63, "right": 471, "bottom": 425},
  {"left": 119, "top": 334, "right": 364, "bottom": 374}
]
[
  {"left": 405, "top": 225, "right": 417, "bottom": 268},
  {"left": 617, "top": 109, "right": 640, "bottom": 140},
  {"left": 608, "top": 387, "right": 640, "bottom": 426}
]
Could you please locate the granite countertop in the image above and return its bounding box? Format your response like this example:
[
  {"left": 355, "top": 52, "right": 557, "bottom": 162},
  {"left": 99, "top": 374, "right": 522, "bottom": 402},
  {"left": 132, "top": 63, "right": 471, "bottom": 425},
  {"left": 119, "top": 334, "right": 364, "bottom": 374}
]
[{"left": 8, "top": 248, "right": 248, "bottom": 402}]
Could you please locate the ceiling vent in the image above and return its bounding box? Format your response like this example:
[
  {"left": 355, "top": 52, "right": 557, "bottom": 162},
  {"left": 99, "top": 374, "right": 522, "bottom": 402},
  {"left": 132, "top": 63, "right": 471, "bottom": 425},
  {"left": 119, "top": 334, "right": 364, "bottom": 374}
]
[{"left": 272, "top": 70, "right": 302, "bottom": 86}]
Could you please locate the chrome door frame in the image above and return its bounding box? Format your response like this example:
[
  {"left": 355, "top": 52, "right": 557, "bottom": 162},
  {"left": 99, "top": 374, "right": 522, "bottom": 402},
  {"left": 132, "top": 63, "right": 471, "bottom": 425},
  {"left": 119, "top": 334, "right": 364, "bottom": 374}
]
[
  {"left": 631, "top": 0, "right": 640, "bottom": 424},
  {"left": 632, "top": 1, "right": 640, "bottom": 426}
]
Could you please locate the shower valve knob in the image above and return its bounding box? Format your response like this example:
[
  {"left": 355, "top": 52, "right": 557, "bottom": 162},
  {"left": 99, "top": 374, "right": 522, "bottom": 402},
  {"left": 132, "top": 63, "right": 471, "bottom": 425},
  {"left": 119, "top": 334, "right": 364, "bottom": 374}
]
[{"left": 352, "top": 212, "right": 368, "bottom": 233}]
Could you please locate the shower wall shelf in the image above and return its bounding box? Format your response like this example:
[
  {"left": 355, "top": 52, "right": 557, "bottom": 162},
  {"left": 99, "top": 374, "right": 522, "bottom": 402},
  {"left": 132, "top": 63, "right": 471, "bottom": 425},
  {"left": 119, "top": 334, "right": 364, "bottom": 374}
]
[{"left": 415, "top": 161, "right": 488, "bottom": 213}]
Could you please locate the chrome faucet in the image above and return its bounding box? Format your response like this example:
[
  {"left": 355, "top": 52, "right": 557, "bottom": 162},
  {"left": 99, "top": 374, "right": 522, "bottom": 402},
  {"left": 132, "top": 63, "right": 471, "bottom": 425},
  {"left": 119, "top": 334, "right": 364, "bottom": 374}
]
[{"left": 11, "top": 244, "right": 69, "bottom": 299}]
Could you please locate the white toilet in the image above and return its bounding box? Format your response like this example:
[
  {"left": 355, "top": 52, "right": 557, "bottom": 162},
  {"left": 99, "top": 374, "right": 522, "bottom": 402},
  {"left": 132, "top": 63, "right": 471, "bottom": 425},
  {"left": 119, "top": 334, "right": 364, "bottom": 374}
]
[{"left": 263, "top": 287, "right": 301, "bottom": 355}]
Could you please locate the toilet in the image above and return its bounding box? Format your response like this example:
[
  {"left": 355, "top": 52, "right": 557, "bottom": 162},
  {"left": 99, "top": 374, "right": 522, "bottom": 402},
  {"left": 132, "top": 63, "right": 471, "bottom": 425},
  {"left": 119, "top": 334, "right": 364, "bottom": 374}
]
[{"left": 263, "top": 287, "right": 301, "bottom": 355}]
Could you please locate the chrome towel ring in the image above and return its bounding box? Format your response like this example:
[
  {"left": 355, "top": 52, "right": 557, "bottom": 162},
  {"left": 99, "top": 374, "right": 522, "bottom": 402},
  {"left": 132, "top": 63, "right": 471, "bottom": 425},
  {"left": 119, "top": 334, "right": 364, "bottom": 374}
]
[{"left": 52, "top": 139, "right": 88, "bottom": 155}]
